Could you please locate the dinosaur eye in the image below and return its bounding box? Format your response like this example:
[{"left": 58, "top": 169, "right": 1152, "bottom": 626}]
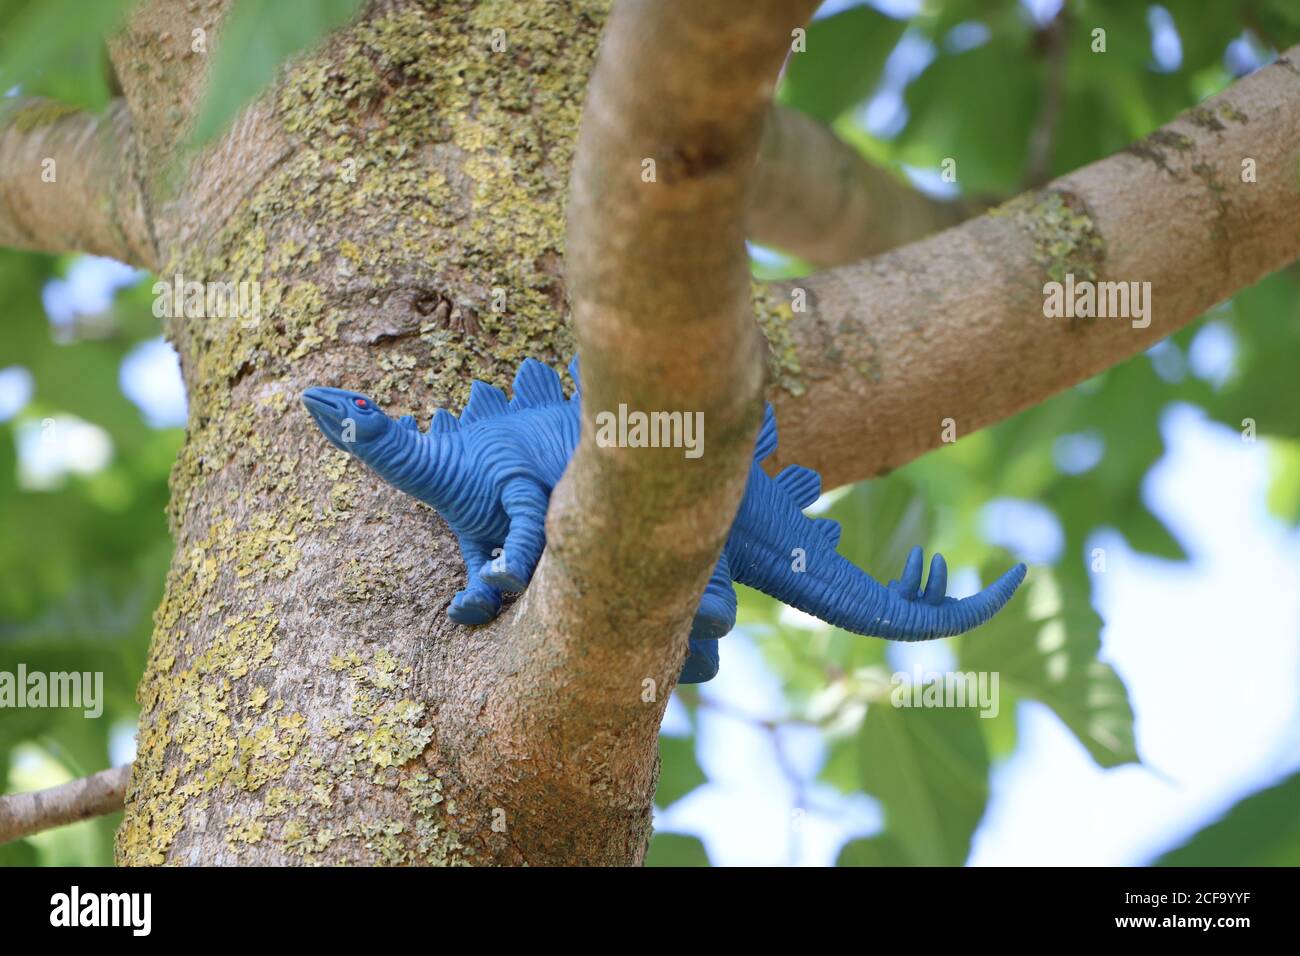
[{"left": 354, "top": 398, "right": 367, "bottom": 408}]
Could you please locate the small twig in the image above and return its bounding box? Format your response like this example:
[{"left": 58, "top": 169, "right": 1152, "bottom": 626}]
[
  {"left": 1238, "top": 13, "right": 1281, "bottom": 55},
  {"left": 0, "top": 765, "right": 131, "bottom": 845},
  {"left": 1024, "top": 10, "right": 1069, "bottom": 189}
]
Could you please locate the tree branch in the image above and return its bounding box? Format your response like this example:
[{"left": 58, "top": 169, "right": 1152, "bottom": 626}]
[
  {"left": 106, "top": 0, "right": 234, "bottom": 189},
  {"left": 764, "top": 48, "right": 1300, "bottom": 490},
  {"left": 463, "top": 0, "right": 819, "bottom": 861},
  {"left": 0, "top": 98, "right": 156, "bottom": 268},
  {"left": 748, "top": 105, "right": 971, "bottom": 267},
  {"left": 550, "top": 0, "right": 820, "bottom": 673},
  {"left": 0, "top": 765, "right": 130, "bottom": 845},
  {"left": 104, "top": 0, "right": 248, "bottom": 264}
]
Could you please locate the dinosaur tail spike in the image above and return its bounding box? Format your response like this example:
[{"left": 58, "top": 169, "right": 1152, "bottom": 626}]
[
  {"left": 895, "top": 544, "right": 924, "bottom": 595},
  {"left": 780, "top": 548, "right": 1026, "bottom": 642},
  {"left": 921, "top": 552, "right": 948, "bottom": 605},
  {"left": 877, "top": 555, "right": 1025, "bottom": 641}
]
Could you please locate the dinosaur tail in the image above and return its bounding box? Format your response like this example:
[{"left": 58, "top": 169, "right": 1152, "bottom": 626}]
[{"left": 771, "top": 545, "right": 1026, "bottom": 642}]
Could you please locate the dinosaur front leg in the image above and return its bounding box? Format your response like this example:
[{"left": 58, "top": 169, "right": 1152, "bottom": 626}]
[
  {"left": 479, "top": 478, "right": 548, "bottom": 593},
  {"left": 448, "top": 534, "right": 504, "bottom": 625}
]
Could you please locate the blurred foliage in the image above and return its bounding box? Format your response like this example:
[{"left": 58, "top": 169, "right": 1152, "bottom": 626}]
[
  {"left": 660, "top": 256, "right": 1300, "bottom": 865},
  {"left": 0, "top": 0, "right": 364, "bottom": 139},
  {"left": 0, "top": 248, "right": 177, "bottom": 866},
  {"left": 0, "top": 0, "right": 1297, "bottom": 867},
  {"left": 0, "top": 0, "right": 381, "bottom": 868},
  {"left": 644, "top": 833, "right": 710, "bottom": 867},
  {"left": 780, "top": 5, "right": 905, "bottom": 121},
  {"left": 192, "top": 0, "right": 366, "bottom": 145},
  {"left": 1157, "top": 770, "right": 1300, "bottom": 866},
  {"left": 0, "top": 0, "right": 135, "bottom": 108}
]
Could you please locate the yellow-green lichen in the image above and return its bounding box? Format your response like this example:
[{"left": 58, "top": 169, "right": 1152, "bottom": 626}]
[
  {"left": 997, "top": 190, "right": 1106, "bottom": 284},
  {"left": 751, "top": 282, "right": 806, "bottom": 396},
  {"left": 1218, "top": 103, "right": 1249, "bottom": 124},
  {"left": 120, "top": 0, "right": 616, "bottom": 866},
  {"left": 268, "top": 0, "right": 606, "bottom": 394},
  {"left": 1187, "top": 106, "right": 1226, "bottom": 133},
  {"left": 8, "top": 100, "right": 82, "bottom": 132}
]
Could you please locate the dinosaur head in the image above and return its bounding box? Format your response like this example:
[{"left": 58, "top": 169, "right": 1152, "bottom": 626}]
[{"left": 301, "top": 386, "right": 392, "bottom": 456}]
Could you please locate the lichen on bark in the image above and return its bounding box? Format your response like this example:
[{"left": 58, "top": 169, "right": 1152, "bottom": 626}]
[
  {"left": 118, "top": 0, "right": 609, "bottom": 866},
  {"left": 992, "top": 188, "right": 1107, "bottom": 284}
]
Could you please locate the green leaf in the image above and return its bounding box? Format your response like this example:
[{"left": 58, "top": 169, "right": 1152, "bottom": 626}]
[
  {"left": 0, "top": 0, "right": 135, "bottom": 108},
  {"left": 1081, "top": 0, "right": 1158, "bottom": 72},
  {"left": 1200, "top": 272, "right": 1300, "bottom": 441},
  {"left": 837, "top": 832, "right": 914, "bottom": 867},
  {"left": 645, "top": 833, "right": 709, "bottom": 867},
  {"left": 0, "top": 248, "right": 173, "bottom": 867},
  {"left": 919, "top": 0, "right": 1022, "bottom": 40},
  {"left": 960, "top": 567, "right": 1138, "bottom": 767},
  {"left": 192, "top": 0, "right": 365, "bottom": 145},
  {"left": 0, "top": 837, "right": 38, "bottom": 866},
  {"left": 1266, "top": 439, "right": 1300, "bottom": 525},
  {"left": 778, "top": 7, "right": 906, "bottom": 123},
  {"left": 1156, "top": 771, "right": 1300, "bottom": 865},
  {"left": 1162, "top": 0, "right": 1242, "bottom": 74},
  {"left": 1254, "top": 0, "right": 1300, "bottom": 42},
  {"left": 856, "top": 699, "right": 990, "bottom": 866},
  {"left": 1053, "top": 87, "right": 1143, "bottom": 179},
  {"left": 655, "top": 735, "right": 706, "bottom": 808},
  {"left": 1115, "top": 496, "right": 1187, "bottom": 561},
  {"left": 818, "top": 733, "right": 860, "bottom": 794}
]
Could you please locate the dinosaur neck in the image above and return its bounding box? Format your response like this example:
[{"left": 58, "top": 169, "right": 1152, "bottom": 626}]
[{"left": 361, "top": 423, "right": 464, "bottom": 513}]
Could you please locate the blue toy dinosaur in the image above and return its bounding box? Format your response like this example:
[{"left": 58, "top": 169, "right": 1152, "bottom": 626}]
[{"left": 303, "top": 357, "right": 1026, "bottom": 684}]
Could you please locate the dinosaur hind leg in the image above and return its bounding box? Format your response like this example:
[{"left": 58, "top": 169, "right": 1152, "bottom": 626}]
[
  {"left": 692, "top": 552, "right": 737, "bottom": 641},
  {"left": 678, "top": 638, "right": 720, "bottom": 684},
  {"left": 480, "top": 478, "right": 548, "bottom": 593},
  {"left": 677, "top": 554, "right": 735, "bottom": 685}
]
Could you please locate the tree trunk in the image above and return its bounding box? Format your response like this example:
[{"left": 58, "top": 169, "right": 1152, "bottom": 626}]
[{"left": 116, "top": 0, "right": 639, "bottom": 866}]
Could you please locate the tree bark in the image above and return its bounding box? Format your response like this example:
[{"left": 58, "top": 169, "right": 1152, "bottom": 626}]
[{"left": 0, "top": 767, "right": 130, "bottom": 845}]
